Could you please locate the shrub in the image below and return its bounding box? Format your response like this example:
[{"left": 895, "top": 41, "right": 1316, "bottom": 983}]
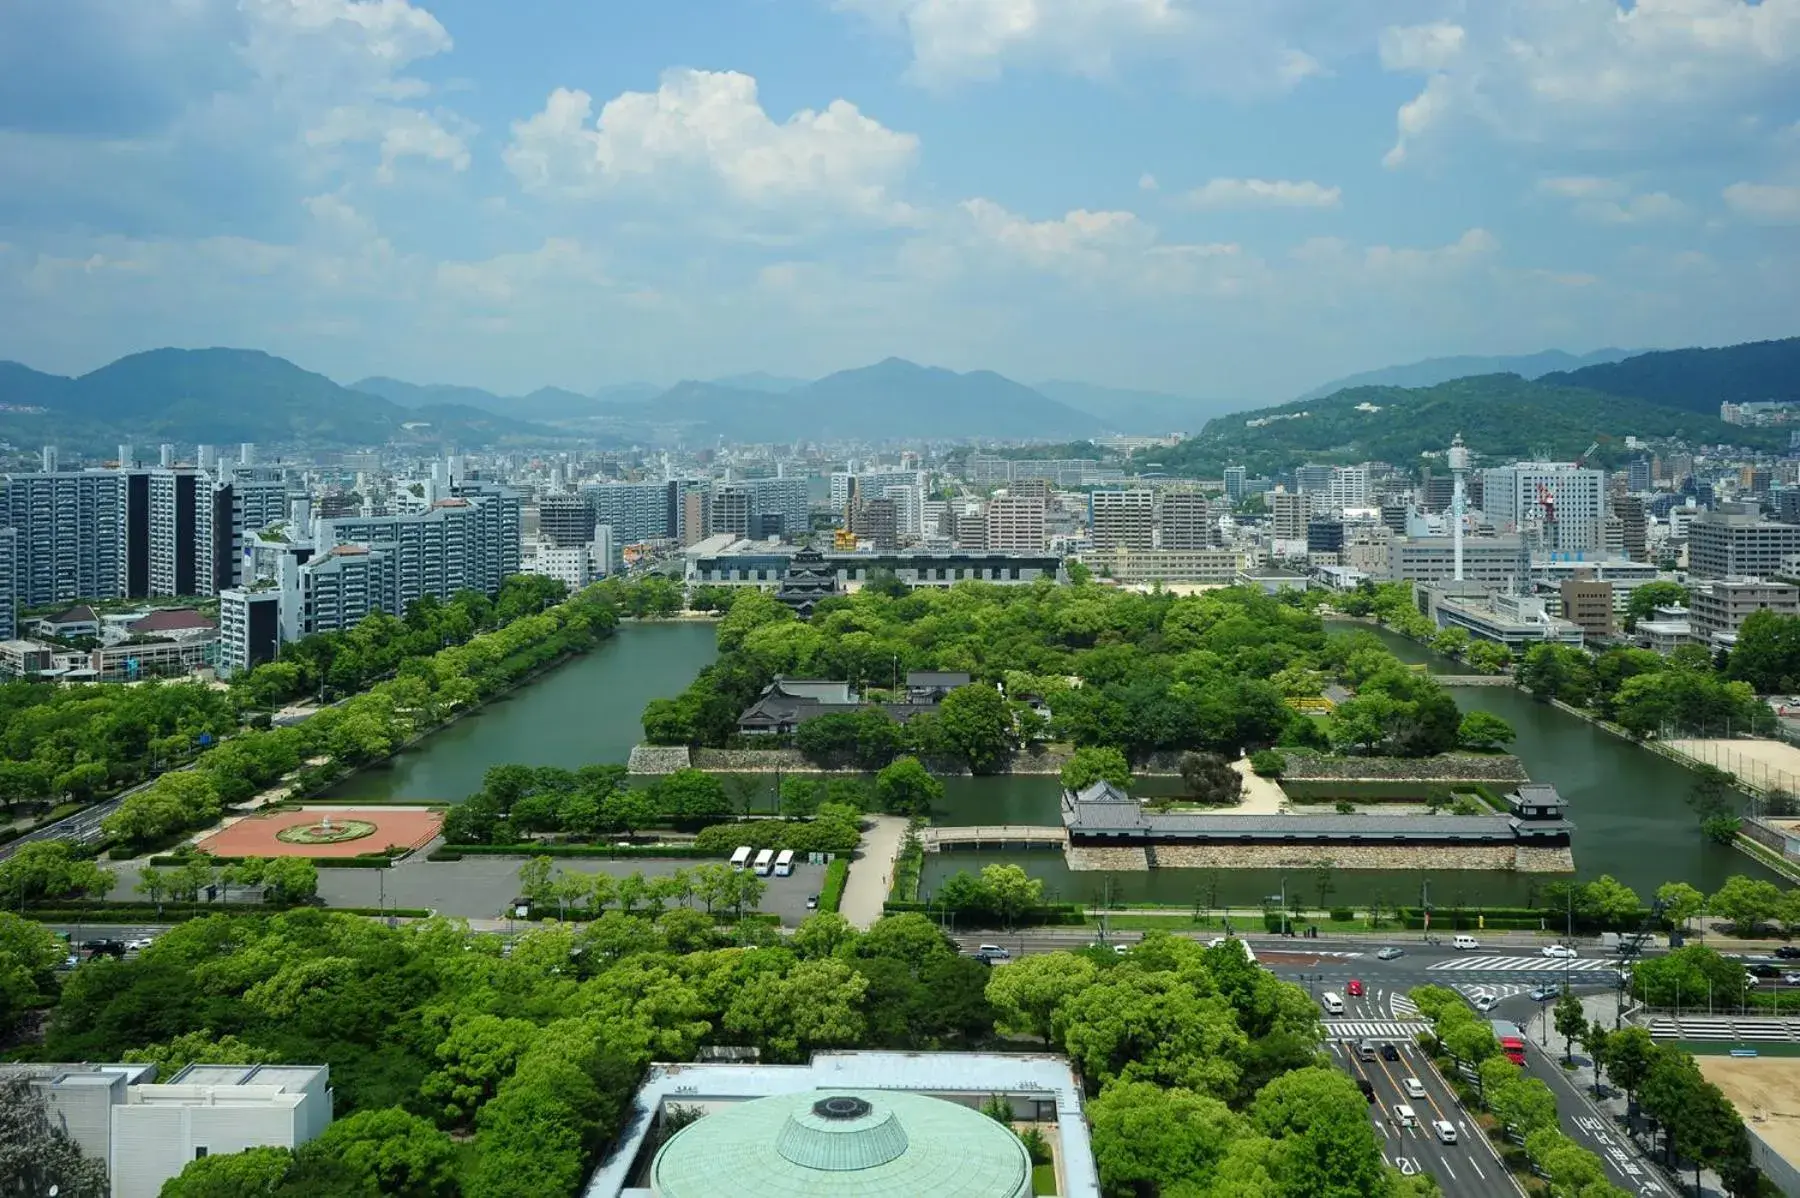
[
  {"left": 1248, "top": 749, "right": 1286, "bottom": 778},
  {"left": 819, "top": 858, "right": 849, "bottom": 913}
]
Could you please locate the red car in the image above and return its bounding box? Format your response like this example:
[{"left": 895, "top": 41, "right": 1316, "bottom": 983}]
[{"left": 1346, "top": 978, "right": 1364, "bottom": 997}]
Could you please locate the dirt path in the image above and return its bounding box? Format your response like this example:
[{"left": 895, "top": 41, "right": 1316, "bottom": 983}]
[{"left": 839, "top": 815, "right": 909, "bottom": 930}]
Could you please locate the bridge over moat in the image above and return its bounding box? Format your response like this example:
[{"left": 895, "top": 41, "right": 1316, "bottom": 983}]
[{"left": 920, "top": 825, "right": 1070, "bottom": 852}]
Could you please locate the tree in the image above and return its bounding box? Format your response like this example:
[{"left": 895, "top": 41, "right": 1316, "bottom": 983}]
[
  {"left": 1089, "top": 1081, "right": 1245, "bottom": 1197},
  {"left": 260, "top": 857, "right": 318, "bottom": 905},
  {"left": 984, "top": 951, "right": 1098, "bottom": 1044},
  {"left": 1457, "top": 710, "right": 1516, "bottom": 751},
  {"left": 0, "top": 1074, "right": 110, "bottom": 1198},
  {"left": 302, "top": 1106, "right": 457, "bottom": 1198},
  {"left": 1602, "top": 1026, "right": 1657, "bottom": 1109},
  {"left": 1710, "top": 875, "right": 1784, "bottom": 937},
  {"left": 122, "top": 1030, "right": 280, "bottom": 1080},
  {"left": 935, "top": 684, "right": 1016, "bottom": 773},
  {"left": 980, "top": 863, "right": 1044, "bottom": 930},
  {"left": 1656, "top": 881, "right": 1706, "bottom": 934},
  {"left": 1059, "top": 746, "right": 1132, "bottom": 793},
  {"left": 1251, "top": 1066, "right": 1392, "bottom": 1198},
  {"left": 1179, "top": 752, "right": 1242, "bottom": 805},
  {"left": 873, "top": 756, "right": 944, "bottom": 817},
  {"left": 1626, "top": 581, "right": 1689, "bottom": 631},
  {"left": 722, "top": 957, "right": 868, "bottom": 1062},
  {"left": 779, "top": 777, "right": 823, "bottom": 818},
  {"left": 601, "top": 788, "right": 658, "bottom": 837},
  {"left": 1554, "top": 993, "right": 1587, "bottom": 1065},
  {"left": 651, "top": 770, "right": 731, "bottom": 823},
  {"left": 1725, "top": 609, "right": 1800, "bottom": 693},
  {"left": 1578, "top": 875, "right": 1641, "bottom": 928},
  {"left": 158, "top": 1146, "right": 303, "bottom": 1198}
]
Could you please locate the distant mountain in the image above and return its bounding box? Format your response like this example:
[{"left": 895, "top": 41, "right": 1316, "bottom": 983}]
[
  {"left": 0, "top": 349, "right": 570, "bottom": 449},
  {"left": 350, "top": 376, "right": 506, "bottom": 411},
  {"left": 1296, "top": 348, "right": 1637, "bottom": 401},
  {"left": 1152, "top": 373, "right": 1783, "bottom": 478},
  {"left": 711, "top": 372, "right": 808, "bottom": 394},
  {"left": 1034, "top": 380, "right": 1242, "bottom": 435},
  {"left": 592, "top": 382, "right": 664, "bottom": 406},
  {"left": 613, "top": 358, "right": 1105, "bottom": 443},
  {"left": 1540, "top": 337, "right": 1800, "bottom": 414}
]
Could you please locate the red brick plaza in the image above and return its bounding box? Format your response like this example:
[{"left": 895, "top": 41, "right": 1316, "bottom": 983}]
[{"left": 194, "top": 808, "right": 443, "bottom": 859}]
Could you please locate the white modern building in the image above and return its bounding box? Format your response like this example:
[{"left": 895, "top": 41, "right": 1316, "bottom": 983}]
[{"left": 1480, "top": 463, "right": 1606, "bottom": 559}]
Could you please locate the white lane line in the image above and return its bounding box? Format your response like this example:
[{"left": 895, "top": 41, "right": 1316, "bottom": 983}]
[
  {"left": 1470, "top": 1156, "right": 1486, "bottom": 1180},
  {"left": 1440, "top": 1160, "right": 1457, "bottom": 1181}
]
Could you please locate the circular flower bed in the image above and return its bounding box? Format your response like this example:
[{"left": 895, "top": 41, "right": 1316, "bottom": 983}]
[{"left": 276, "top": 818, "right": 377, "bottom": 845}]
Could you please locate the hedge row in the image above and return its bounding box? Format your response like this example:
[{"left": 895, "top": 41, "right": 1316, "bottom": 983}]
[
  {"left": 881, "top": 900, "right": 1085, "bottom": 927},
  {"left": 819, "top": 858, "right": 849, "bottom": 914},
  {"left": 147, "top": 853, "right": 401, "bottom": 869},
  {"left": 437, "top": 843, "right": 720, "bottom": 860}
]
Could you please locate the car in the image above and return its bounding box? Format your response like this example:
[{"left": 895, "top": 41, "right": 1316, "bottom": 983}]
[
  {"left": 1775, "top": 945, "right": 1800, "bottom": 960},
  {"left": 1346, "top": 978, "right": 1364, "bottom": 997},
  {"left": 60, "top": 953, "right": 80, "bottom": 970},
  {"left": 1432, "top": 1119, "right": 1459, "bottom": 1144},
  {"left": 978, "top": 944, "right": 1010, "bottom": 960},
  {"left": 1403, "top": 1077, "right": 1427, "bottom": 1099},
  {"left": 1112, "top": 943, "right": 1130, "bottom": 955},
  {"left": 80, "top": 939, "right": 125, "bottom": 958},
  {"left": 1380, "top": 1042, "right": 1400, "bottom": 1062},
  {"left": 1528, "top": 984, "right": 1562, "bottom": 1002},
  {"left": 124, "top": 937, "right": 155, "bottom": 952},
  {"left": 1745, "top": 973, "right": 1761, "bottom": 987},
  {"left": 1541, "top": 944, "right": 1579, "bottom": 959},
  {"left": 1376, "top": 946, "right": 1405, "bottom": 961},
  {"left": 1746, "top": 963, "right": 1782, "bottom": 979},
  {"left": 1472, "top": 993, "right": 1499, "bottom": 1012},
  {"left": 805, "top": 894, "right": 818, "bottom": 910},
  {"left": 1783, "top": 972, "right": 1800, "bottom": 985},
  {"left": 1356, "top": 1078, "right": 1376, "bottom": 1103}
]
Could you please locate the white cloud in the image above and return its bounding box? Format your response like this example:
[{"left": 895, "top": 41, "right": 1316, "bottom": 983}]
[
  {"left": 1536, "top": 176, "right": 1688, "bottom": 224},
  {"left": 1723, "top": 181, "right": 1800, "bottom": 223},
  {"left": 832, "top": 0, "right": 1380, "bottom": 94},
  {"left": 1138, "top": 172, "right": 1159, "bottom": 191},
  {"left": 1381, "top": 0, "right": 1800, "bottom": 166},
  {"left": 505, "top": 70, "right": 920, "bottom": 222},
  {"left": 957, "top": 198, "right": 1153, "bottom": 271},
  {"left": 1185, "top": 177, "right": 1341, "bottom": 210}
]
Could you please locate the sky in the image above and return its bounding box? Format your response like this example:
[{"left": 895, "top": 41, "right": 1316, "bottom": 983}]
[{"left": 0, "top": 0, "right": 1797, "bottom": 404}]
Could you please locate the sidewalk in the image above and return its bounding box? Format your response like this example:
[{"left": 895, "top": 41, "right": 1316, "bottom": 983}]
[{"left": 839, "top": 815, "right": 909, "bottom": 930}]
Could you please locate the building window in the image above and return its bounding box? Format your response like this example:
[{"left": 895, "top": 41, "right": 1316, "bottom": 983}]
[{"left": 195, "top": 1147, "right": 209, "bottom": 1160}]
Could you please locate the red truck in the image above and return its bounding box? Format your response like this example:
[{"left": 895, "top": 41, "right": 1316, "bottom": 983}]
[{"left": 1489, "top": 1020, "right": 1527, "bottom": 1065}]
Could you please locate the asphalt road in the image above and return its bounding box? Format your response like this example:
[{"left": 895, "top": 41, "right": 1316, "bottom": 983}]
[
  {"left": 1520, "top": 1040, "right": 1676, "bottom": 1198},
  {"left": 1329, "top": 1036, "right": 1520, "bottom": 1198}
]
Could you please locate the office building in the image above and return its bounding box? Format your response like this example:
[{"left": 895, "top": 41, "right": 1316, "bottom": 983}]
[
  {"left": 1614, "top": 495, "right": 1648, "bottom": 562},
  {"left": 1416, "top": 583, "right": 1585, "bottom": 651},
  {"left": 1270, "top": 490, "right": 1311, "bottom": 542},
  {"left": 1558, "top": 579, "right": 1616, "bottom": 639},
  {"left": 218, "top": 586, "right": 282, "bottom": 677},
  {"left": 687, "top": 547, "right": 1062, "bottom": 589},
  {"left": 1481, "top": 463, "right": 1606, "bottom": 557},
  {"left": 22, "top": 1062, "right": 331, "bottom": 1198},
  {"left": 1294, "top": 464, "right": 1334, "bottom": 495},
  {"left": 1306, "top": 518, "right": 1345, "bottom": 558},
  {"left": 1688, "top": 580, "right": 1800, "bottom": 648},
  {"left": 983, "top": 495, "right": 1048, "bottom": 553},
  {"left": 1628, "top": 458, "right": 1652, "bottom": 493},
  {"left": 538, "top": 494, "right": 596, "bottom": 548},
  {"left": 1089, "top": 489, "right": 1155, "bottom": 551},
  {"left": 680, "top": 487, "right": 711, "bottom": 547},
  {"left": 1223, "top": 466, "right": 1247, "bottom": 506},
  {"left": 852, "top": 497, "right": 900, "bottom": 550},
  {"left": 710, "top": 486, "right": 754, "bottom": 539},
  {"left": 1688, "top": 505, "right": 1800, "bottom": 580},
  {"left": 1421, "top": 472, "right": 1454, "bottom": 514},
  {"left": 1158, "top": 490, "right": 1212, "bottom": 550},
  {"left": 584, "top": 481, "right": 674, "bottom": 546},
  {"left": 1387, "top": 535, "right": 1527, "bottom": 586},
  {"left": 0, "top": 468, "right": 128, "bottom": 606},
  {"left": 1080, "top": 547, "right": 1245, "bottom": 584}
]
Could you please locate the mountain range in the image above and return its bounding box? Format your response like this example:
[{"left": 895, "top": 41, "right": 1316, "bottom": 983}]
[
  {"left": 1153, "top": 335, "right": 1800, "bottom": 477},
  {"left": 1293, "top": 348, "right": 1638, "bottom": 401}
]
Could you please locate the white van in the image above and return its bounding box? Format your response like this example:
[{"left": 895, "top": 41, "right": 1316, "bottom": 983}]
[
  {"left": 1453, "top": 934, "right": 1481, "bottom": 951},
  {"left": 1393, "top": 1104, "right": 1418, "bottom": 1128},
  {"left": 1403, "top": 1078, "right": 1427, "bottom": 1099},
  {"left": 1321, "top": 992, "right": 1345, "bottom": 1015},
  {"left": 1433, "top": 1120, "right": 1458, "bottom": 1144}
]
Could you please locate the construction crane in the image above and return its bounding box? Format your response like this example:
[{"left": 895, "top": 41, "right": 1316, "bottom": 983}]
[{"left": 1574, "top": 440, "right": 1602, "bottom": 469}]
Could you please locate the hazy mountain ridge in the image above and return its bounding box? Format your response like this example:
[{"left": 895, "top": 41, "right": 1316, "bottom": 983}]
[
  {"left": 1295, "top": 348, "right": 1638, "bottom": 401},
  {"left": 1539, "top": 337, "right": 1800, "bottom": 413},
  {"left": 1033, "top": 380, "right": 1245, "bottom": 435}
]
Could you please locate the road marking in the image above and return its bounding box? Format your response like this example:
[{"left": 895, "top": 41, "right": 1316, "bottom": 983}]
[
  {"left": 1428, "top": 955, "right": 1615, "bottom": 973},
  {"left": 1469, "top": 1156, "right": 1486, "bottom": 1180},
  {"left": 1440, "top": 1159, "right": 1456, "bottom": 1181}
]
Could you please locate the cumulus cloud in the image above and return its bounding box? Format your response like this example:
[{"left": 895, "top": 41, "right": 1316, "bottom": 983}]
[
  {"left": 1536, "top": 176, "right": 1688, "bottom": 224},
  {"left": 1381, "top": 0, "right": 1800, "bottom": 166},
  {"left": 1723, "top": 181, "right": 1800, "bottom": 223},
  {"left": 1185, "top": 178, "right": 1341, "bottom": 210},
  {"left": 831, "top": 0, "right": 1382, "bottom": 94},
  {"left": 505, "top": 70, "right": 920, "bottom": 221}
]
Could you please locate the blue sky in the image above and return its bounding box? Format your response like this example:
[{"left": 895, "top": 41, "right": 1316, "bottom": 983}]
[{"left": 0, "top": 0, "right": 1797, "bottom": 403}]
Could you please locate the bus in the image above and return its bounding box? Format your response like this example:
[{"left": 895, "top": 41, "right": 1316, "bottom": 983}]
[
  {"left": 753, "top": 848, "right": 775, "bottom": 876},
  {"left": 774, "top": 849, "right": 795, "bottom": 877},
  {"left": 730, "top": 846, "right": 753, "bottom": 871}
]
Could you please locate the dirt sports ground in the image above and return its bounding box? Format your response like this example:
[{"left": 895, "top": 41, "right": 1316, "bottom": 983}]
[
  {"left": 194, "top": 807, "right": 443, "bottom": 858},
  {"left": 1696, "top": 1055, "right": 1800, "bottom": 1178}
]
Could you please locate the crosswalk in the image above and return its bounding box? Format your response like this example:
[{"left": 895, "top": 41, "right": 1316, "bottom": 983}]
[
  {"left": 1646, "top": 1017, "right": 1800, "bottom": 1042},
  {"left": 1325, "top": 1020, "right": 1432, "bottom": 1040},
  {"left": 1427, "top": 955, "right": 1616, "bottom": 973}
]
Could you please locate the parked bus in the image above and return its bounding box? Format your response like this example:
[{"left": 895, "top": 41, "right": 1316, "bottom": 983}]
[
  {"left": 753, "top": 848, "right": 775, "bottom": 876},
  {"left": 774, "top": 849, "right": 795, "bottom": 877},
  {"left": 730, "top": 846, "right": 753, "bottom": 871}
]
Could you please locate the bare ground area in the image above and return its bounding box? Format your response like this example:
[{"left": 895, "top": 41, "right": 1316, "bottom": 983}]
[{"left": 1697, "top": 1056, "right": 1800, "bottom": 1178}]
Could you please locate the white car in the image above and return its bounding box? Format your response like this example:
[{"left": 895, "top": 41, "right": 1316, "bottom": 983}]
[
  {"left": 1472, "top": 993, "right": 1499, "bottom": 1013},
  {"left": 1433, "top": 1119, "right": 1458, "bottom": 1144},
  {"left": 1403, "top": 1078, "right": 1427, "bottom": 1099},
  {"left": 125, "top": 938, "right": 155, "bottom": 952},
  {"left": 1541, "top": 944, "right": 1578, "bottom": 959}
]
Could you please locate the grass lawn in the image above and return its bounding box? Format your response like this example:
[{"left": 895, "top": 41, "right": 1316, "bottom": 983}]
[{"left": 1032, "top": 1162, "right": 1057, "bottom": 1195}]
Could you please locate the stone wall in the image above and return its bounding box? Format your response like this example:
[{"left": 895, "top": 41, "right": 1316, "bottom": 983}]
[
  {"left": 1143, "top": 843, "right": 1559, "bottom": 872},
  {"left": 1066, "top": 845, "right": 1150, "bottom": 871},
  {"left": 1276, "top": 750, "right": 1528, "bottom": 783},
  {"left": 627, "top": 745, "right": 692, "bottom": 774}
]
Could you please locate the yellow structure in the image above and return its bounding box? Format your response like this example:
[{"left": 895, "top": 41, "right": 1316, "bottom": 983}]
[{"left": 1286, "top": 696, "right": 1336, "bottom": 714}]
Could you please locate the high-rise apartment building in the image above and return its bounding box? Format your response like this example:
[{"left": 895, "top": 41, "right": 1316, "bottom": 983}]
[
  {"left": 1158, "top": 491, "right": 1212, "bottom": 550},
  {"left": 0, "top": 468, "right": 128, "bottom": 606},
  {"left": 1326, "top": 467, "right": 1369, "bottom": 510},
  {"left": 1480, "top": 463, "right": 1606, "bottom": 557},
  {"left": 316, "top": 485, "right": 520, "bottom": 617},
  {"left": 1222, "top": 466, "right": 1247, "bottom": 507},
  {"left": 584, "top": 481, "right": 674, "bottom": 546},
  {"left": 218, "top": 585, "right": 282, "bottom": 676},
  {"left": 1089, "top": 489, "right": 1155, "bottom": 551},
  {"left": 680, "top": 487, "right": 711, "bottom": 547},
  {"left": 736, "top": 476, "right": 809, "bottom": 540},
  {"left": 852, "top": 498, "right": 900, "bottom": 550},
  {"left": 298, "top": 544, "right": 400, "bottom": 636},
  {"left": 538, "top": 494, "right": 596, "bottom": 548},
  {"left": 710, "top": 486, "right": 754, "bottom": 539},
  {"left": 1294, "top": 464, "right": 1334, "bottom": 495},
  {"left": 0, "top": 528, "right": 15, "bottom": 641},
  {"left": 983, "top": 495, "right": 1047, "bottom": 552},
  {"left": 147, "top": 468, "right": 203, "bottom": 597},
  {"left": 1270, "top": 490, "right": 1312, "bottom": 542},
  {"left": 227, "top": 468, "right": 290, "bottom": 589},
  {"left": 1613, "top": 495, "right": 1648, "bottom": 562}
]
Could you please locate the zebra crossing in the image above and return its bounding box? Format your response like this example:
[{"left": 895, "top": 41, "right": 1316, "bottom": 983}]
[
  {"left": 1646, "top": 1017, "right": 1800, "bottom": 1042},
  {"left": 1427, "top": 954, "right": 1617, "bottom": 973},
  {"left": 1324, "top": 1019, "right": 1431, "bottom": 1040}
]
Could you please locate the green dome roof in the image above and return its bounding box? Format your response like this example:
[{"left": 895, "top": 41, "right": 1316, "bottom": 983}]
[{"left": 651, "top": 1089, "right": 1034, "bottom": 1197}]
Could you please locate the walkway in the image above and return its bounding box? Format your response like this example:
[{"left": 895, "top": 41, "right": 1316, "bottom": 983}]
[
  {"left": 920, "top": 825, "right": 1068, "bottom": 851},
  {"left": 1437, "top": 675, "right": 1516, "bottom": 687},
  {"left": 839, "top": 815, "right": 910, "bottom": 930}
]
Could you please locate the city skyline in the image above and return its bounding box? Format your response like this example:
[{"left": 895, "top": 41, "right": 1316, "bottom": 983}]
[{"left": 1, "top": 2, "right": 1797, "bottom": 403}]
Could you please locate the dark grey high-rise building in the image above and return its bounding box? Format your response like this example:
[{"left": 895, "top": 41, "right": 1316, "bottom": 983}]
[
  {"left": 539, "top": 494, "right": 597, "bottom": 548},
  {"left": 1627, "top": 458, "right": 1652, "bottom": 493},
  {"left": 710, "top": 486, "right": 754, "bottom": 539},
  {"left": 853, "top": 497, "right": 899, "bottom": 550}
]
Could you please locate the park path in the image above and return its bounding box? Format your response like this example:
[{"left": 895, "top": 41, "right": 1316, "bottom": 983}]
[{"left": 839, "top": 815, "right": 909, "bottom": 930}]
